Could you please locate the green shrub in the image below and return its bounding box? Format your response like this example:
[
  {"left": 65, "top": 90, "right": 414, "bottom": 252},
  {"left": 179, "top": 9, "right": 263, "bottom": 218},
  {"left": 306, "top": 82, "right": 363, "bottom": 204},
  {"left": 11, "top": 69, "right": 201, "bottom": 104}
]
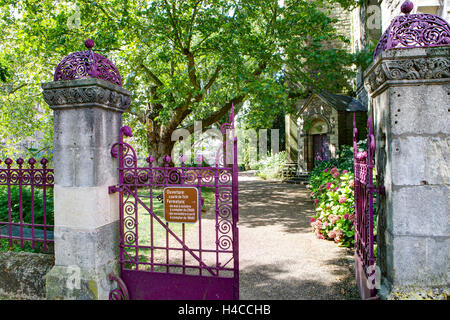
[
  {"left": 308, "top": 142, "right": 374, "bottom": 248},
  {"left": 254, "top": 151, "right": 287, "bottom": 180},
  {"left": 0, "top": 238, "right": 51, "bottom": 253},
  {"left": 0, "top": 186, "right": 54, "bottom": 226},
  {"left": 308, "top": 167, "right": 356, "bottom": 247}
]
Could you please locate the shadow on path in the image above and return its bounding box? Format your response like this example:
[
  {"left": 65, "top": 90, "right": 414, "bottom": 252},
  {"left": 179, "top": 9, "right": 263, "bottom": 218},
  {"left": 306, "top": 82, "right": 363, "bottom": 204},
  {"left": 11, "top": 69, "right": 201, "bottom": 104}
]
[
  {"left": 238, "top": 176, "right": 315, "bottom": 233},
  {"left": 240, "top": 260, "right": 358, "bottom": 300},
  {"left": 238, "top": 174, "right": 359, "bottom": 300}
]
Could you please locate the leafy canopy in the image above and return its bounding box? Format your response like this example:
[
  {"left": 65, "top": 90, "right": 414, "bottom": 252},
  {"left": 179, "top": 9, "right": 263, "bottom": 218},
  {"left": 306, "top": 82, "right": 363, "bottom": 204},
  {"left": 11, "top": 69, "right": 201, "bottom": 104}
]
[{"left": 0, "top": 0, "right": 360, "bottom": 156}]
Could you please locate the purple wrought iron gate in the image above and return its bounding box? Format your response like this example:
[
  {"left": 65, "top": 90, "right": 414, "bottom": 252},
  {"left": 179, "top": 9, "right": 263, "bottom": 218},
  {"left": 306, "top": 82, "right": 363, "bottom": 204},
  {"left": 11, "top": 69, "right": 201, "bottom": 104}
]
[
  {"left": 108, "top": 114, "right": 239, "bottom": 300},
  {"left": 353, "top": 114, "right": 382, "bottom": 300}
]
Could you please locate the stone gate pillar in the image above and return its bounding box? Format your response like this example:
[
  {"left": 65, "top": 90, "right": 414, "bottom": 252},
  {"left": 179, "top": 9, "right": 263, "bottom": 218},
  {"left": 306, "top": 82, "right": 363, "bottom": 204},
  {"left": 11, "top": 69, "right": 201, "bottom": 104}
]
[
  {"left": 364, "top": 3, "right": 450, "bottom": 298},
  {"left": 42, "top": 40, "right": 131, "bottom": 299}
]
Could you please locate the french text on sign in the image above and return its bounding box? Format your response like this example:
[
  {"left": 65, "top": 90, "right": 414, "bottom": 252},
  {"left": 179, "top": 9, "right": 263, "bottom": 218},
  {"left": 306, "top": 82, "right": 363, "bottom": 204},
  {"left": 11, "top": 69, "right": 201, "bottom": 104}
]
[{"left": 164, "top": 187, "right": 199, "bottom": 223}]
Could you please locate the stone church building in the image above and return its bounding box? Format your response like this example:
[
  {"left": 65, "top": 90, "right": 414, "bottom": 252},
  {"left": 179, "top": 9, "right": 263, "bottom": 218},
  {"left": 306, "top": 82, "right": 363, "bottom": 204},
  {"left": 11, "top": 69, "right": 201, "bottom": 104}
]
[
  {"left": 284, "top": 0, "right": 449, "bottom": 178},
  {"left": 285, "top": 92, "right": 367, "bottom": 174}
]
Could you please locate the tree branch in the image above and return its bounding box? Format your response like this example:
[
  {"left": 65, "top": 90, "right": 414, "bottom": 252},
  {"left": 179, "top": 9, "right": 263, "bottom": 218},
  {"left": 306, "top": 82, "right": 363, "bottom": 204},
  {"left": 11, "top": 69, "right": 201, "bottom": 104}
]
[
  {"left": 163, "top": 0, "right": 185, "bottom": 50},
  {"left": 185, "top": 94, "right": 246, "bottom": 134},
  {"left": 1, "top": 83, "right": 28, "bottom": 95},
  {"left": 183, "top": 61, "right": 267, "bottom": 133},
  {"left": 187, "top": 0, "right": 203, "bottom": 51},
  {"left": 203, "top": 65, "right": 222, "bottom": 92},
  {"left": 127, "top": 108, "right": 146, "bottom": 123},
  {"left": 184, "top": 50, "right": 201, "bottom": 90},
  {"left": 139, "top": 63, "right": 164, "bottom": 87}
]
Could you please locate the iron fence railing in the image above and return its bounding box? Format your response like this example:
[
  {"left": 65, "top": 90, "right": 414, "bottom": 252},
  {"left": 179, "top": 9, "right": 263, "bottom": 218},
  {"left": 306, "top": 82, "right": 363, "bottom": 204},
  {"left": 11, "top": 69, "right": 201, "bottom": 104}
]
[{"left": 0, "top": 158, "right": 54, "bottom": 252}]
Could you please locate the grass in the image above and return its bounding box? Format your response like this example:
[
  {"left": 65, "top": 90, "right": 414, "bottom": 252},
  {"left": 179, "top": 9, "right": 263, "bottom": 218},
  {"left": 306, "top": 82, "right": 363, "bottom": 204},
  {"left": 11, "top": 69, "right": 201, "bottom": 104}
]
[
  {"left": 0, "top": 185, "right": 54, "bottom": 253},
  {"left": 123, "top": 186, "right": 216, "bottom": 271},
  {"left": 0, "top": 238, "right": 53, "bottom": 254}
]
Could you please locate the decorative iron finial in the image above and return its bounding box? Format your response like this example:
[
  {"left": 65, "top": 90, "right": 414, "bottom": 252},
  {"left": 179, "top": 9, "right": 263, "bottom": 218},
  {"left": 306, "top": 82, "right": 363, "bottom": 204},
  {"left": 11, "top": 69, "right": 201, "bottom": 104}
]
[
  {"left": 120, "top": 126, "right": 133, "bottom": 137},
  {"left": 373, "top": 1, "right": 450, "bottom": 59},
  {"left": 401, "top": 0, "right": 414, "bottom": 15},
  {"left": 53, "top": 38, "right": 123, "bottom": 86},
  {"left": 84, "top": 38, "right": 95, "bottom": 50},
  {"left": 163, "top": 155, "right": 171, "bottom": 164}
]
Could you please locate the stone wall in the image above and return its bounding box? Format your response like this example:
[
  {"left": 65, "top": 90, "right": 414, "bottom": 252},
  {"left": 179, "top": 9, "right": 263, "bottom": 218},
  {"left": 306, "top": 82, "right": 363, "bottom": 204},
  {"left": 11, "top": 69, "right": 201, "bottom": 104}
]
[
  {"left": 0, "top": 252, "right": 54, "bottom": 299},
  {"left": 331, "top": 4, "right": 353, "bottom": 52},
  {"left": 329, "top": 107, "right": 339, "bottom": 158}
]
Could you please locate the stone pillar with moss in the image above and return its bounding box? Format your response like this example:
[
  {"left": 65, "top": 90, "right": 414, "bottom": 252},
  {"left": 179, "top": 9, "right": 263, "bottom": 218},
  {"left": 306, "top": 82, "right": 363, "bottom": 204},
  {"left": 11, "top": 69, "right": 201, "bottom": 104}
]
[
  {"left": 42, "top": 39, "right": 131, "bottom": 299},
  {"left": 364, "top": 2, "right": 450, "bottom": 299}
]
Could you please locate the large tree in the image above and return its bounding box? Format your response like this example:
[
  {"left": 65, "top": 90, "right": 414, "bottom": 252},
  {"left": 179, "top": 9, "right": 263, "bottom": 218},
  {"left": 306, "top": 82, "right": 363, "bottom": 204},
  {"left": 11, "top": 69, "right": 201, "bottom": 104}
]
[{"left": 0, "top": 0, "right": 358, "bottom": 162}]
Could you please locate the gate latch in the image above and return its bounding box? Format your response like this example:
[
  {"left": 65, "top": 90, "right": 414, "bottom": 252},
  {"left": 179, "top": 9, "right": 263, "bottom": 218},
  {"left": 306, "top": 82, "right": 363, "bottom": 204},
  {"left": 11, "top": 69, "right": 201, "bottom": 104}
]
[{"left": 109, "top": 185, "right": 123, "bottom": 194}]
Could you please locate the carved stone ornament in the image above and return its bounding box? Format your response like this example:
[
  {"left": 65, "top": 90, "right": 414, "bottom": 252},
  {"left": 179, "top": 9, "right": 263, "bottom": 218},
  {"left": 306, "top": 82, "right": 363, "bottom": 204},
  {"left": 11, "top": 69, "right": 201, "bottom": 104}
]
[
  {"left": 42, "top": 78, "right": 131, "bottom": 113},
  {"left": 302, "top": 97, "right": 332, "bottom": 119},
  {"left": 365, "top": 51, "right": 450, "bottom": 94}
]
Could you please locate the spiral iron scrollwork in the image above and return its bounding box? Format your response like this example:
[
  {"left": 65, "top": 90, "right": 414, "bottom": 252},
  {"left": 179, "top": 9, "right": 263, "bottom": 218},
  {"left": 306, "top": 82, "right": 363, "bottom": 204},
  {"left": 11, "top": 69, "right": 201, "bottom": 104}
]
[
  {"left": 373, "top": 3, "right": 450, "bottom": 59},
  {"left": 54, "top": 39, "right": 123, "bottom": 87},
  {"left": 109, "top": 274, "right": 129, "bottom": 300}
]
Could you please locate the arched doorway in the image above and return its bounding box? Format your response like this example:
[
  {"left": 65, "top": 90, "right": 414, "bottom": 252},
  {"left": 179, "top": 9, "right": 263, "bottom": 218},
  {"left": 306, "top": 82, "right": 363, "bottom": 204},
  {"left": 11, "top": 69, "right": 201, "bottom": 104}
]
[{"left": 306, "top": 118, "right": 331, "bottom": 171}]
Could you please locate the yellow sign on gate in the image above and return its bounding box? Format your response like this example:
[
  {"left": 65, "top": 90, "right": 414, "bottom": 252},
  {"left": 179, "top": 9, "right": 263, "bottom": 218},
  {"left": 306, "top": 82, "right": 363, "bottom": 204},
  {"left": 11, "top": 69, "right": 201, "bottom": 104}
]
[{"left": 163, "top": 187, "right": 199, "bottom": 223}]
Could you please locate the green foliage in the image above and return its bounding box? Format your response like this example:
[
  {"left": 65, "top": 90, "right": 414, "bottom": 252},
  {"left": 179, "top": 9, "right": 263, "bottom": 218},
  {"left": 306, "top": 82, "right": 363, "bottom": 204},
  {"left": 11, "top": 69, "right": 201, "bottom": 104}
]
[
  {"left": 0, "top": 186, "right": 54, "bottom": 226},
  {"left": 309, "top": 145, "right": 353, "bottom": 179},
  {"left": 0, "top": 186, "right": 54, "bottom": 253},
  {"left": 254, "top": 151, "right": 287, "bottom": 180},
  {"left": 0, "top": 238, "right": 50, "bottom": 253},
  {"left": 308, "top": 141, "right": 376, "bottom": 249},
  {"left": 0, "top": 0, "right": 361, "bottom": 157},
  {"left": 354, "top": 40, "right": 377, "bottom": 71},
  {"left": 309, "top": 165, "right": 355, "bottom": 247},
  {"left": 308, "top": 140, "right": 367, "bottom": 179}
]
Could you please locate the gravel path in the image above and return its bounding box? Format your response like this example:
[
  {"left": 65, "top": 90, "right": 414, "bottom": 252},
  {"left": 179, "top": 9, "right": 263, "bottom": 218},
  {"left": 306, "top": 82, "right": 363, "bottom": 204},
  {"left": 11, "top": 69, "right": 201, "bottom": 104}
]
[{"left": 238, "top": 174, "right": 359, "bottom": 300}]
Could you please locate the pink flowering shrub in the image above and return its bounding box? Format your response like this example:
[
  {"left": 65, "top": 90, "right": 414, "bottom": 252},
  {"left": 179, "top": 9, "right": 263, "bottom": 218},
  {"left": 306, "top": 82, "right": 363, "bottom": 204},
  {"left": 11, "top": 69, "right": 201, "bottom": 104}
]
[
  {"left": 308, "top": 164, "right": 356, "bottom": 248},
  {"left": 307, "top": 144, "right": 377, "bottom": 248}
]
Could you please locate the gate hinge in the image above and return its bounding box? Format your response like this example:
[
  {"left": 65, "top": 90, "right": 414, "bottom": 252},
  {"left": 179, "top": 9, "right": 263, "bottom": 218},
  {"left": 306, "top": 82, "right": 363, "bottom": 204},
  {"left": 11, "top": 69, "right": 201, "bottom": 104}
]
[
  {"left": 109, "top": 185, "right": 123, "bottom": 194},
  {"left": 376, "top": 186, "right": 385, "bottom": 195},
  {"left": 369, "top": 186, "right": 385, "bottom": 195}
]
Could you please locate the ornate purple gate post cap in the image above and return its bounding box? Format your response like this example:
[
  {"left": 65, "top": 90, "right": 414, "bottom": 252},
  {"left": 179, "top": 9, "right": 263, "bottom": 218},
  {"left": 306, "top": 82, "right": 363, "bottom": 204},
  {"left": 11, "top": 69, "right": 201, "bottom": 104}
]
[
  {"left": 373, "top": 0, "right": 450, "bottom": 59},
  {"left": 53, "top": 38, "right": 123, "bottom": 87},
  {"left": 42, "top": 38, "right": 132, "bottom": 113}
]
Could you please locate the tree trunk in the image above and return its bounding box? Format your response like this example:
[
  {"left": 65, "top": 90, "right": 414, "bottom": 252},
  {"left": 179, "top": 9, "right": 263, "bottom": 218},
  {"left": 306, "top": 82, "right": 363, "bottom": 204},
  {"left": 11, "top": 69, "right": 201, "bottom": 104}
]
[{"left": 148, "top": 134, "right": 176, "bottom": 166}]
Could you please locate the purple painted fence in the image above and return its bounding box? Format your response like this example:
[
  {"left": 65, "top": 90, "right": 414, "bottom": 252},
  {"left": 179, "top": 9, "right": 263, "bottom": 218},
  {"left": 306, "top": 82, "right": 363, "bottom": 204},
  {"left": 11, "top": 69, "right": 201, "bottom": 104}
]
[
  {"left": 109, "top": 112, "right": 239, "bottom": 300},
  {"left": 352, "top": 114, "right": 382, "bottom": 300},
  {"left": 0, "top": 157, "right": 54, "bottom": 252}
]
